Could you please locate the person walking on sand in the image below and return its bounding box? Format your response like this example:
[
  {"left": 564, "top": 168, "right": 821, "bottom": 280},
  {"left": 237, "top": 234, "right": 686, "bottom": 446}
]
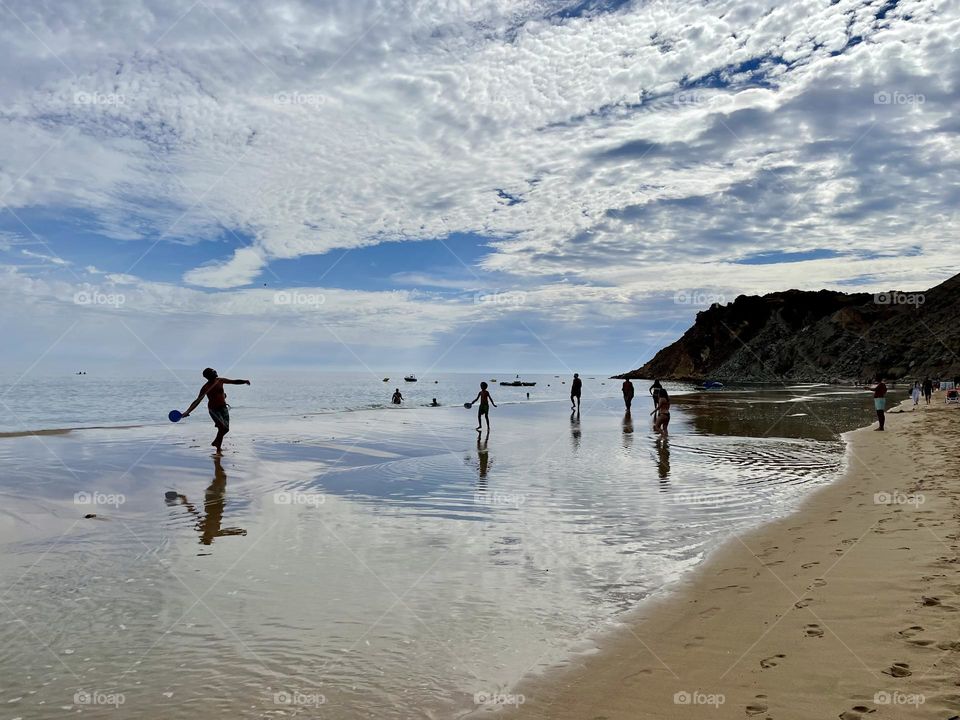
[
  {"left": 872, "top": 377, "right": 888, "bottom": 431},
  {"left": 471, "top": 381, "right": 496, "bottom": 432},
  {"left": 911, "top": 381, "right": 921, "bottom": 408},
  {"left": 570, "top": 373, "right": 582, "bottom": 411},
  {"left": 923, "top": 377, "right": 933, "bottom": 405},
  {"left": 651, "top": 388, "right": 671, "bottom": 436},
  {"left": 181, "top": 368, "right": 251, "bottom": 453},
  {"left": 391, "top": 388, "right": 403, "bottom": 405},
  {"left": 621, "top": 378, "right": 635, "bottom": 412},
  {"left": 649, "top": 379, "right": 663, "bottom": 410}
]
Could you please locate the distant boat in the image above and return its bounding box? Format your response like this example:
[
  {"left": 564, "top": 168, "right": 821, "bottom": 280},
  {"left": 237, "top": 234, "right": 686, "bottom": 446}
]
[
  {"left": 404, "top": 375, "right": 418, "bottom": 382},
  {"left": 499, "top": 380, "right": 537, "bottom": 387},
  {"left": 382, "top": 378, "right": 389, "bottom": 382},
  {"left": 702, "top": 380, "right": 724, "bottom": 389}
]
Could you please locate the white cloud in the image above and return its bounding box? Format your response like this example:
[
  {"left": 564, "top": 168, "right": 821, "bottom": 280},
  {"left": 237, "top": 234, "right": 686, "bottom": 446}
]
[{"left": 0, "top": 0, "right": 957, "bottom": 367}]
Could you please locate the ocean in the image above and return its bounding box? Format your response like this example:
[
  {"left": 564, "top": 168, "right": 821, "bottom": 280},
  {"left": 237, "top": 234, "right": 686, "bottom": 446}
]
[{"left": 0, "top": 373, "right": 878, "bottom": 718}]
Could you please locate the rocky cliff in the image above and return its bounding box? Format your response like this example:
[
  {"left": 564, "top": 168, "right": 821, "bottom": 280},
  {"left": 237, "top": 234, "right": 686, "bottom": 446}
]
[{"left": 618, "top": 274, "right": 960, "bottom": 383}]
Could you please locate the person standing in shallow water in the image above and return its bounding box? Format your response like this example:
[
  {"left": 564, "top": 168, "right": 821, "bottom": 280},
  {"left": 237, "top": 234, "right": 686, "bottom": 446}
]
[
  {"left": 649, "top": 379, "right": 663, "bottom": 411},
  {"left": 471, "top": 381, "right": 496, "bottom": 433},
  {"left": 181, "top": 368, "right": 251, "bottom": 453},
  {"left": 621, "top": 378, "right": 635, "bottom": 411},
  {"left": 652, "top": 388, "right": 671, "bottom": 436},
  {"left": 872, "top": 377, "right": 888, "bottom": 431},
  {"left": 570, "top": 373, "right": 582, "bottom": 411},
  {"left": 391, "top": 388, "right": 403, "bottom": 404}
]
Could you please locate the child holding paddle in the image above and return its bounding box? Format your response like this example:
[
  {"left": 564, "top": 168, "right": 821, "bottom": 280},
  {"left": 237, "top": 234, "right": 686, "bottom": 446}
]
[{"left": 180, "top": 368, "right": 251, "bottom": 453}]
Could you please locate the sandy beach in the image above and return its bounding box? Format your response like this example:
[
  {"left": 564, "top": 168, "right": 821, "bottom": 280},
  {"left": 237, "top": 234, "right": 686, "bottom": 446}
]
[{"left": 482, "top": 396, "right": 960, "bottom": 719}]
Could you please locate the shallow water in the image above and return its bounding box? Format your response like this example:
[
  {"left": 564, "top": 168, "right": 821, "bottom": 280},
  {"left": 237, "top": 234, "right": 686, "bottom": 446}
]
[{"left": 0, "top": 383, "right": 875, "bottom": 718}]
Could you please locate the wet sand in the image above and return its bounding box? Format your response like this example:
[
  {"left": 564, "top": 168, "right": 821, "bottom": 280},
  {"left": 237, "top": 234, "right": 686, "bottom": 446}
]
[{"left": 488, "top": 397, "right": 960, "bottom": 719}]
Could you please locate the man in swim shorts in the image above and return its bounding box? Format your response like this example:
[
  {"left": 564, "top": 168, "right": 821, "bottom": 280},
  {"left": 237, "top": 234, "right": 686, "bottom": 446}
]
[{"left": 181, "top": 368, "right": 251, "bottom": 452}]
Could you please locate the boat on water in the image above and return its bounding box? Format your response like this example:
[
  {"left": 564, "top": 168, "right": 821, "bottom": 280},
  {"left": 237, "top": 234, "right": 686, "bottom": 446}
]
[
  {"left": 702, "top": 380, "right": 724, "bottom": 389},
  {"left": 499, "top": 380, "right": 537, "bottom": 387},
  {"left": 382, "top": 378, "right": 389, "bottom": 382},
  {"left": 404, "top": 375, "right": 418, "bottom": 382}
]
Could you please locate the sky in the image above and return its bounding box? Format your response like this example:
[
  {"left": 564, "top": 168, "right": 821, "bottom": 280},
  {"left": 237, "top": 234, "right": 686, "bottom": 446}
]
[{"left": 0, "top": 0, "right": 957, "bottom": 376}]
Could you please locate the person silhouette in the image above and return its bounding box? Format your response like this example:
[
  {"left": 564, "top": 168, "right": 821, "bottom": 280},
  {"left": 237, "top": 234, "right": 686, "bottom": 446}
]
[
  {"left": 570, "top": 373, "right": 582, "bottom": 410},
  {"left": 392, "top": 388, "right": 403, "bottom": 404},
  {"left": 180, "top": 368, "right": 251, "bottom": 453},
  {"left": 649, "top": 379, "right": 663, "bottom": 411},
  {"left": 470, "top": 382, "right": 497, "bottom": 432},
  {"left": 621, "top": 378, "right": 635, "bottom": 411}
]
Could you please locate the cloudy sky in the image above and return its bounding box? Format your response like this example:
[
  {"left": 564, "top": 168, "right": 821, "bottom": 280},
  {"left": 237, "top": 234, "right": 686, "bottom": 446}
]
[{"left": 0, "top": 0, "right": 956, "bottom": 375}]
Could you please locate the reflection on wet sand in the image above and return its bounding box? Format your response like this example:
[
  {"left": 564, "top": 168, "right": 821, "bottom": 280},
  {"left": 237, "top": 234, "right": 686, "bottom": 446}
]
[
  {"left": 570, "top": 410, "right": 581, "bottom": 452},
  {"left": 477, "top": 433, "right": 490, "bottom": 491},
  {"left": 655, "top": 436, "right": 671, "bottom": 484},
  {"left": 621, "top": 411, "right": 633, "bottom": 450},
  {"left": 165, "top": 456, "right": 247, "bottom": 551}
]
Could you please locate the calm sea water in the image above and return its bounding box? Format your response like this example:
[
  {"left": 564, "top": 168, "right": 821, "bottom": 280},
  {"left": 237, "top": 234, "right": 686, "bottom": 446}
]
[
  {"left": 0, "top": 377, "right": 877, "bottom": 719},
  {"left": 0, "top": 371, "right": 621, "bottom": 433}
]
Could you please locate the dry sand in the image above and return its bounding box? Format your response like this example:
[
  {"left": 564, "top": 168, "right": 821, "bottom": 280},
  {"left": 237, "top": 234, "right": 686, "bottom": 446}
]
[{"left": 486, "top": 396, "right": 960, "bottom": 720}]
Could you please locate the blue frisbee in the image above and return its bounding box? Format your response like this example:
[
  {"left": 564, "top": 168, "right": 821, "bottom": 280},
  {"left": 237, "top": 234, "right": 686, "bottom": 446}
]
[{"left": 168, "top": 410, "right": 183, "bottom": 423}]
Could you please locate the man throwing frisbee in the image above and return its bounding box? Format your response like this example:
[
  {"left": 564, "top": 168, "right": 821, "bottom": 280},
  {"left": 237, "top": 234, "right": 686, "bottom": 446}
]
[{"left": 181, "top": 368, "right": 251, "bottom": 453}]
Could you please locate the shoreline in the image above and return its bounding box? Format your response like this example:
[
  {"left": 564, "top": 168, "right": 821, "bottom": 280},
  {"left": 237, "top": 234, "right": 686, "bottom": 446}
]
[{"left": 484, "top": 397, "right": 960, "bottom": 719}]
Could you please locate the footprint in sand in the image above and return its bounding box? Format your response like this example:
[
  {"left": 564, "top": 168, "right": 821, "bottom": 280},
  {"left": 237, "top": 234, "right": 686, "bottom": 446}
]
[
  {"left": 794, "top": 598, "right": 813, "bottom": 609},
  {"left": 699, "top": 607, "right": 721, "bottom": 619},
  {"left": 883, "top": 662, "right": 911, "bottom": 677},
  {"left": 801, "top": 561, "right": 820, "bottom": 569},
  {"left": 921, "top": 596, "right": 942, "bottom": 606},
  {"left": 838, "top": 705, "right": 876, "bottom": 719},
  {"left": 760, "top": 653, "right": 785, "bottom": 669},
  {"left": 717, "top": 566, "right": 748, "bottom": 575},
  {"left": 746, "top": 695, "right": 769, "bottom": 715},
  {"left": 804, "top": 624, "right": 824, "bottom": 638},
  {"left": 898, "top": 625, "right": 925, "bottom": 638},
  {"left": 908, "top": 639, "right": 935, "bottom": 647},
  {"left": 810, "top": 578, "right": 827, "bottom": 588},
  {"left": 936, "top": 640, "right": 960, "bottom": 651}
]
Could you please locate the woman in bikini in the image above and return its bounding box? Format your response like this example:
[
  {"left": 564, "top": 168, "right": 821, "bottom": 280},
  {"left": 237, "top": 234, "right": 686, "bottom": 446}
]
[
  {"left": 471, "top": 381, "right": 497, "bottom": 433},
  {"left": 652, "top": 388, "right": 671, "bottom": 436}
]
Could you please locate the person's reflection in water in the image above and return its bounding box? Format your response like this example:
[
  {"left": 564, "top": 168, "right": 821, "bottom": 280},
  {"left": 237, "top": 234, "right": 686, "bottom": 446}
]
[
  {"left": 165, "top": 456, "right": 247, "bottom": 550},
  {"left": 622, "top": 410, "right": 634, "bottom": 450},
  {"left": 570, "top": 409, "right": 581, "bottom": 453},
  {"left": 655, "top": 436, "right": 671, "bottom": 487},
  {"left": 476, "top": 433, "right": 490, "bottom": 493}
]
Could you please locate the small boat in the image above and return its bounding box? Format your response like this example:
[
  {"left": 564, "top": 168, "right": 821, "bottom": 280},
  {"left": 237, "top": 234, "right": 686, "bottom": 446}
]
[
  {"left": 382, "top": 378, "right": 389, "bottom": 382},
  {"left": 404, "top": 375, "right": 418, "bottom": 382},
  {"left": 702, "top": 380, "right": 724, "bottom": 389},
  {"left": 499, "top": 380, "right": 537, "bottom": 387},
  {"left": 521, "top": 382, "right": 536, "bottom": 387}
]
